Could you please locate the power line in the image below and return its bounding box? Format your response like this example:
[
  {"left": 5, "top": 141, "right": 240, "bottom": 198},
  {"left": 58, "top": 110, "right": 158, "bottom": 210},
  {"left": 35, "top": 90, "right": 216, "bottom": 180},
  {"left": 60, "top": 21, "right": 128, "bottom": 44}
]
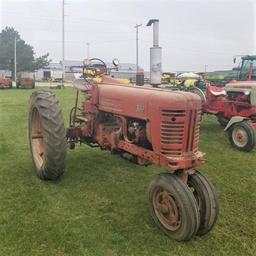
[
  {"left": 27, "top": 39, "right": 133, "bottom": 44},
  {"left": 3, "top": 25, "right": 134, "bottom": 34},
  {"left": 2, "top": 11, "right": 132, "bottom": 26}
]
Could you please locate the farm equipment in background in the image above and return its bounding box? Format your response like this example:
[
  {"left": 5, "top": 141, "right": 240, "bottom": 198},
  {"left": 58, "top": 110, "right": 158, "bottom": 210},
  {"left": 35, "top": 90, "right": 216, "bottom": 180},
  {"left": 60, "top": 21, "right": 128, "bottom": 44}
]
[
  {"left": 28, "top": 57, "right": 218, "bottom": 241},
  {"left": 161, "top": 72, "right": 175, "bottom": 84},
  {"left": 163, "top": 72, "right": 207, "bottom": 104},
  {"left": 204, "top": 69, "right": 239, "bottom": 87},
  {"left": 203, "top": 55, "right": 256, "bottom": 151},
  {"left": 16, "top": 77, "right": 35, "bottom": 89},
  {"left": 16, "top": 72, "right": 35, "bottom": 89},
  {"left": 0, "top": 77, "right": 12, "bottom": 89}
]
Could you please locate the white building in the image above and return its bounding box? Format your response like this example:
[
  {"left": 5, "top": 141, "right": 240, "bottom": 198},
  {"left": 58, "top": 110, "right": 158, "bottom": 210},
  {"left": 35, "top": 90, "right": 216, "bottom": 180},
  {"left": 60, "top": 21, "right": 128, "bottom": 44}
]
[{"left": 35, "top": 60, "right": 147, "bottom": 81}]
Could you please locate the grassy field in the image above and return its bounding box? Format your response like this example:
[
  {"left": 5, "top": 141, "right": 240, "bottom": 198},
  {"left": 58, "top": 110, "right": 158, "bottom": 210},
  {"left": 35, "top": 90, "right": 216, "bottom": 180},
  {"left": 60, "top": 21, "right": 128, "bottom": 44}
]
[{"left": 0, "top": 88, "right": 255, "bottom": 256}]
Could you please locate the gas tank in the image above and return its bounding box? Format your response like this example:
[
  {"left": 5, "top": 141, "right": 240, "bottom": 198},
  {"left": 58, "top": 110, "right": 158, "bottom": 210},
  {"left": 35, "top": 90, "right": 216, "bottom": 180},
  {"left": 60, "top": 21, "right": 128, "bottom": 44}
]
[{"left": 96, "top": 83, "right": 201, "bottom": 119}]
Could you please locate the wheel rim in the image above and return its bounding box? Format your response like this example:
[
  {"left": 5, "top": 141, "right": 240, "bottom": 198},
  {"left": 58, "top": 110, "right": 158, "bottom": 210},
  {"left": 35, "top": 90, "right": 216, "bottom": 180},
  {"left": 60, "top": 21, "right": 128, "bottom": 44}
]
[
  {"left": 30, "top": 107, "right": 45, "bottom": 169},
  {"left": 152, "top": 188, "right": 181, "bottom": 231},
  {"left": 232, "top": 126, "right": 248, "bottom": 148}
]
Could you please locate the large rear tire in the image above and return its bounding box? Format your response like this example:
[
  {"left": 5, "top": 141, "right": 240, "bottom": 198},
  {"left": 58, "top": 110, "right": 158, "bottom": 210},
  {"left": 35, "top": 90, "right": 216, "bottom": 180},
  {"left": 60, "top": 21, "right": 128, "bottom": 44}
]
[
  {"left": 28, "top": 91, "right": 66, "bottom": 180},
  {"left": 188, "top": 87, "right": 206, "bottom": 104},
  {"left": 228, "top": 121, "right": 255, "bottom": 152},
  {"left": 187, "top": 170, "right": 219, "bottom": 236},
  {"left": 148, "top": 173, "right": 200, "bottom": 241}
]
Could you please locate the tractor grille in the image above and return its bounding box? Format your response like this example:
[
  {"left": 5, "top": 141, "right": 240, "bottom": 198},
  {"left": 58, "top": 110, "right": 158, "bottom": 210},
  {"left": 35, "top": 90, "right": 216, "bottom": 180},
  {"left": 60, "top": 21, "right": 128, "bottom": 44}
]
[{"left": 160, "top": 109, "right": 201, "bottom": 156}]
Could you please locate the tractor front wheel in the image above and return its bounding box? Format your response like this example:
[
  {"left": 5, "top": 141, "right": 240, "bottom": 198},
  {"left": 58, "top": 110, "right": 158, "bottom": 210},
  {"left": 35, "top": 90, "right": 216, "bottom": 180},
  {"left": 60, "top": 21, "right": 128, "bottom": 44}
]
[
  {"left": 228, "top": 121, "right": 255, "bottom": 152},
  {"left": 28, "top": 91, "right": 67, "bottom": 180},
  {"left": 148, "top": 173, "right": 200, "bottom": 241},
  {"left": 187, "top": 170, "right": 219, "bottom": 236}
]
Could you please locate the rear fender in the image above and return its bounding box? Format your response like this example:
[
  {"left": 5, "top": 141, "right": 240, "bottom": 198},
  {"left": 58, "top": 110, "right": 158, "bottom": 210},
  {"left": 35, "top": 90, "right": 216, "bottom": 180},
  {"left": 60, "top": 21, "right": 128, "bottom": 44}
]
[{"left": 224, "top": 116, "right": 249, "bottom": 131}]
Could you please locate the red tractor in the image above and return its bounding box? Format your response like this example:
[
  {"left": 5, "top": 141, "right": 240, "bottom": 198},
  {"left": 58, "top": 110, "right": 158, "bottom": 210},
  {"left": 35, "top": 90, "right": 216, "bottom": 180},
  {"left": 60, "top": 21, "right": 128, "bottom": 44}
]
[
  {"left": 17, "top": 73, "right": 35, "bottom": 89},
  {"left": 203, "top": 55, "right": 256, "bottom": 151},
  {"left": 28, "top": 58, "right": 218, "bottom": 241},
  {"left": 0, "top": 77, "right": 12, "bottom": 89},
  {"left": 17, "top": 77, "right": 35, "bottom": 89}
]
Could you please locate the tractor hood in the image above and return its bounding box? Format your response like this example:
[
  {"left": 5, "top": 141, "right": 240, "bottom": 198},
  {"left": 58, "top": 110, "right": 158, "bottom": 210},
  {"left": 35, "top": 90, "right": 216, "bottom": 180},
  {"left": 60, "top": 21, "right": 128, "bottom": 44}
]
[
  {"left": 225, "top": 80, "right": 256, "bottom": 106},
  {"left": 225, "top": 80, "right": 256, "bottom": 92}
]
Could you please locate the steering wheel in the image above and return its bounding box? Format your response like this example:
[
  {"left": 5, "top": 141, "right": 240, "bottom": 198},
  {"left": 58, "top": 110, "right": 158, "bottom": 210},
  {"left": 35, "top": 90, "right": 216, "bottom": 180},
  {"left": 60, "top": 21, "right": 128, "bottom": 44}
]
[
  {"left": 89, "top": 58, "right": 107, "bottom": 69},
  {"left": 83, "top": 58, "right": 107, "bottom": 77}
]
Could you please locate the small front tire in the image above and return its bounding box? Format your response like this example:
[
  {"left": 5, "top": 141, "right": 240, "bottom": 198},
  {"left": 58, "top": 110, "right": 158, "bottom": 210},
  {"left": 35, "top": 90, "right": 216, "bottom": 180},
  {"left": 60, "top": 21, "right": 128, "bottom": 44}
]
[
  {"left": 228, "top": 121, "right": 255, "bottom": 152},
  {"left": 148, "top": 173, "right": 200, "bottom": 241},
  {"left": 187, "top": 170, "right": 219, "bottom": 236}
]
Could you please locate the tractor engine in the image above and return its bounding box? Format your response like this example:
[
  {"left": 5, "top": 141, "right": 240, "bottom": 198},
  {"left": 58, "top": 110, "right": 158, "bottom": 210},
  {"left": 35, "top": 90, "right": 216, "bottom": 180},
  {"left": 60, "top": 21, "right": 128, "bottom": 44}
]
[
  {"left": 68, "top": 82, "right": 204, "bottom": 171},
  {"left": 95, "top": 114, "right": 150, "bottom": 163},
  {"left": 227, "top": 91, "right": 250, "bottom": 103}
]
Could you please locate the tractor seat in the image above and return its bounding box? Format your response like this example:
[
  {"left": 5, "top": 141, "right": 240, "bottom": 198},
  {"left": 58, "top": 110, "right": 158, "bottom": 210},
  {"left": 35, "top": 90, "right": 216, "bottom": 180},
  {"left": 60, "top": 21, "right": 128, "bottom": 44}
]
[
  {"left": 208, "top": 86, "right": 226, "bottom": 96},
  {"left": 73, "top": 79, "right": 92, "bottom": 92}
]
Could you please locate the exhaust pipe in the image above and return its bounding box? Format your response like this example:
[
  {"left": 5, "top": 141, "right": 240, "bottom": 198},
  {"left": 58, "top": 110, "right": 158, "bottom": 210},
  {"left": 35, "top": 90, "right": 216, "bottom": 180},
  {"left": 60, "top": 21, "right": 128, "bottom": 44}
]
[{"left": 147, "top": 19, "right": 162, "bottom": 87}]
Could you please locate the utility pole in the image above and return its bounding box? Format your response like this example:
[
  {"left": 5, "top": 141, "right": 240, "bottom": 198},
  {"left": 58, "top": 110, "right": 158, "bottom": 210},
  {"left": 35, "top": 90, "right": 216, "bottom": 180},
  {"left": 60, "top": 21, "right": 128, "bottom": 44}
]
[
  {"left": 62, "top": 0, "right": 65, "bottom": 87},
  {"left": 86, "top": 42, "right": 90, "bottom": 60},
  {"left": 14, "top": 37, "right": 17, "bottom": 84},
  {"left": 204, "top": 64, "right": 207, "bottom": 73},
  {"left": 134, "top": 24, "right": 142, "bottom": 72}
]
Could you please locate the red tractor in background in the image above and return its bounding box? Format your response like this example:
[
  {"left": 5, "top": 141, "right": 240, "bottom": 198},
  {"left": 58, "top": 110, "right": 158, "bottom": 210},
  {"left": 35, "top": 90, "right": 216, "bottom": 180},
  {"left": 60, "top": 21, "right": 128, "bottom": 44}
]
[
  {"left": 17, "top": 73, "right": 35, "bottom": 89},
  {"left": 0, "top": 77, "right": 12, "bottom": 89},
  {"left": 28, "top": 58, "right": 218, "bottom": 241},
  {"left": 203, "top": 55, "right": 256, "bottom": 151}
]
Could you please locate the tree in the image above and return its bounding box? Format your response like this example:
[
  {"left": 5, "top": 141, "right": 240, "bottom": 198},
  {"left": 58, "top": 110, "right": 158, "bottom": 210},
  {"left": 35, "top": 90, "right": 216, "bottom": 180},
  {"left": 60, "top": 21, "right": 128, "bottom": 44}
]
[{"left": 0, "top": 27, "right": 51, "bottom": 78}]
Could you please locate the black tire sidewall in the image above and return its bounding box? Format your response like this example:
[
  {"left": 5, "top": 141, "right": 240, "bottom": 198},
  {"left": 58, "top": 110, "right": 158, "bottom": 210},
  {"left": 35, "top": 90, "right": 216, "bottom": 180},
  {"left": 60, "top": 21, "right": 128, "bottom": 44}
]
[
  {"left": 28, "top": 91, "right": 66, "bottom": 180},
  {"left": 188, "top": 170, "right": 219, "bottom": 236}
]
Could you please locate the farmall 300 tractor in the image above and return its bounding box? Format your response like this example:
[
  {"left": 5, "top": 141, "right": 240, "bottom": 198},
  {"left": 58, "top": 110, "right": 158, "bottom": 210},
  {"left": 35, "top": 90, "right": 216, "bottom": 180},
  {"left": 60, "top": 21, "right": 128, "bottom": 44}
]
[
  {"left": 203, "top": 55, "right": 256, "bottom": 151},
  {"left": 28, "top": 58, "right": 218, "bottom": 241}
]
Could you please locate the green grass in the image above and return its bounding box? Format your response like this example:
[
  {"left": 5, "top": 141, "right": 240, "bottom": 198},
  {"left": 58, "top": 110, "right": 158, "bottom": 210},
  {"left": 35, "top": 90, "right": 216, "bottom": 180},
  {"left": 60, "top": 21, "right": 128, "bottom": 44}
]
[{"left": 0, "top": 88, "right": 255, "bottom": 256}]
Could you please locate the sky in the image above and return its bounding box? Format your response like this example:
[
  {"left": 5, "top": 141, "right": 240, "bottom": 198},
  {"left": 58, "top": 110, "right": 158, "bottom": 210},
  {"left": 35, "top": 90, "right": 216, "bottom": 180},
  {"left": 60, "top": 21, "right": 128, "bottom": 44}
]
[{"left": 0, "top": 0, "right": 255, "bottom": 72}]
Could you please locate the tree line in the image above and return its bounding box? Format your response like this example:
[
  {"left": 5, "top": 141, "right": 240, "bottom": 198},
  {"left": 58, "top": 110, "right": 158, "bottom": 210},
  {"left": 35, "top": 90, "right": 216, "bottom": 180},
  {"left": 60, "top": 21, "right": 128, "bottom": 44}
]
[{"left": 0, "top": 27, "right": 50, "bottom": 78}]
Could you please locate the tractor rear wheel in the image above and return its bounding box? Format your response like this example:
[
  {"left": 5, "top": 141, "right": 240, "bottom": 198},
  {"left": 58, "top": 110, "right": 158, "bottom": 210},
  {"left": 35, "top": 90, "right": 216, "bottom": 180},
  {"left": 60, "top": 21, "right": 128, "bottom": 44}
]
[
  {"left": 187, "top": 170, "right": 219, "bottom": 236},
  {"left": 28, "top": 91, "right": 66, "bottom": 180},
  {"left": 148, "top": 173, "right": 200, "bottom": 241},
  {"left": 228, "top": 121, "right": 255, "bottom": 152},
  {"left": 188, "top": 87, "right": 206, "bottom": 104}
]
